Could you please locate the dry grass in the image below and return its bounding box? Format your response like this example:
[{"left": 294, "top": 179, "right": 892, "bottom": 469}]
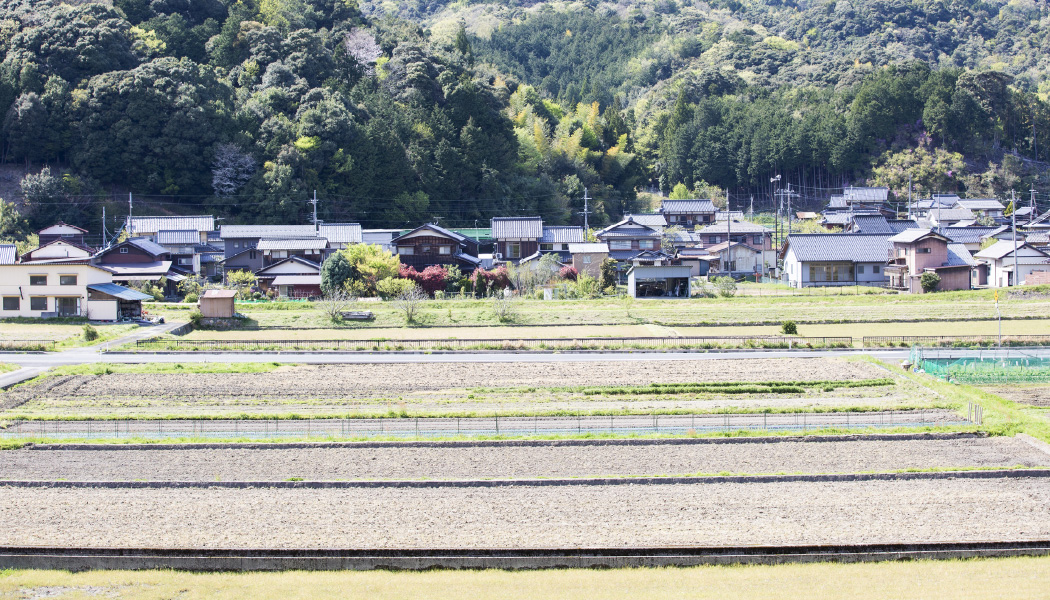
[{"left": 2, "top": 558, "right": 1050, "bottom": 599}]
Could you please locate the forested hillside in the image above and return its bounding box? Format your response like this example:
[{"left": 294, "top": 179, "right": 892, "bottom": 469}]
[{"left": 2, "top": 0, "right": 1050, "bottom": 236}]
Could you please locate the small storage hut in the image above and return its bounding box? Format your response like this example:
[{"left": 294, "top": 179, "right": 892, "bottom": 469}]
[{"left": 198, "top": 289, "right": 237, "bottom": 318}]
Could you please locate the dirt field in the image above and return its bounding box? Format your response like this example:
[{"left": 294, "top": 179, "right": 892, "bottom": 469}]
[
  {"left": 2, "top": 436, "right": 1045, "bottom": 481},
  {"left": 0, "top": 359, "right": 932, "bottom": 418},
  {"left": 3, "top": 477, "right": 1049, "bottom": 548},
  {"left": 983, "top": 385, "right": 1050, "bottom": 407}
]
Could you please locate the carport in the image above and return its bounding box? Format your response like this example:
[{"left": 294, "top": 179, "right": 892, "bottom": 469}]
[
  {"left": 627, "top": 265, "right": 692, "bottom": 298},
  {"left": 86, "top": 283, "right": 153, "bottom": 321}
]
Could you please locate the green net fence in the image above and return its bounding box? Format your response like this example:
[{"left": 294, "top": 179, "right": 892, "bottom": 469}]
[{"left": 910, "top": 346, "right": 1050, "bottom": 384}]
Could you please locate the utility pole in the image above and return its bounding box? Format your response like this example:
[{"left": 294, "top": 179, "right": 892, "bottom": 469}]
[
  {"left": 580, "top": 187, "right": 592, "bottom": 232},
  {"left": 309, "top": 190, "right": 319, "bottom": 228},
  {"left": 1012, "top": 189, "right": 1019, "bottom": 287},
  {"left": 748, "top": 195, "right": 754, "bottom": 220},
  {"left": 907, "top": 174, "right": 912, "bottom": 219},
  {"left": 726, "top": 191, "right": 732, "bottom": 275},
  {"left": 101, "top": 206, "right": 106, "bottom": 248},
  {"left": 771, "top": 175, "right": 782, "bottom": 247},
  {"left": 786, "top": 183, "right": 795, "bottom": 237},
  {"left": 1031, "top": 185, "right": 1037, "bottom": 218},
  {"left": 127, "top": 192, "right": 133, "bottom": 237}
]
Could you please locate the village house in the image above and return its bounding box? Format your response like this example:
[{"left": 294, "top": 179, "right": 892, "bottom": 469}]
[
  {"left": 697, "top": 241, "right": 762, "bottom": 276},
  {"left": 254, "top": 256, "right": 322, "bottom": 299},
  {"left": 973, "top": 240, "right": 1050, "bottom": 287},
  {"left": 694, "top": 220, "right": 775, "bottom": 274},
  {"left": 94, "top": 237, "right": 186, "bottom": 296},
  {"left": 884, "top": 229, "right": 974, "bottom": 293},
  {"left": 318, "top": 223, "right": 363, "bottom": 252},
  {"left": 956, "top": 198, "right": 1006, "bottom": 220},
  {"left": 20, "top": 239, "right": 93, "bottom": 263},
  {"left": 126, "top": 215, "right": 215, "bottom": 245},
  {"left": 624, "top": 213, "right": 667, "bottom": 231},
  {"left": 594, "top": 217, "right": 662, "bottom": 263},
  {"left": 0, "top": 263, "right": 150, "bottom": 320},
  {"left": 780, "top": 234, "right": 893, "bottom": 288},
  {"left": 38, "top": 222, "right": 92, "bottom": 249},
  {"left": 490, "top": 217, "right": 543, "bottom": 263},
  {"left": 658, "top": 199, "right": 717, "bottom": 227},
  {"left": 567, "top": 243, "right": 609, "bottom": 278},
  {"left": 391, "top": 223, "right": 481, "bottom": 272}
]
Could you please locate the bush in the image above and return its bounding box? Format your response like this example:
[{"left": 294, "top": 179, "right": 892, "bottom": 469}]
[
  {"left": 781, "top": 320, "right": 798, "bottom": 335},
  {"left": 189, "top": 310, "right": 203, "bottom": 328},
  {"left": 376, "top": 277, "right": 416, "bottom": 299},
  {"left": 920, "top": 271, "right": 941, "bottom": 293},
  {"left": 183, "top": 292, "right": 199, "bottom": 304},
  {"left": 559, "top": 265, "right": 578, "bottom": 281},
  {"left": 82, "top": 324, "right": 98, "bottom": 341},
  {"left": 714, "top": 276, "right": 738, "bottom": 298}
]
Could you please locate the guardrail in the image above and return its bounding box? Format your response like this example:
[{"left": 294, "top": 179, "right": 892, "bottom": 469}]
[
  {"left": 0, "top": 340, "right": 57, "bottom": 352},
  {"left": 134, "top": 336, "right": 855, "bottom": 352}
]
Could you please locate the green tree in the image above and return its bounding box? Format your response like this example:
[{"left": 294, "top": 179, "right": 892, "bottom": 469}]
[
  {"left": 341, "top": 244, "right": 400, "bottom": 296},
  {"left": 320, "top": 252, "right": 352, "bottom": 294},
  {"left": 920, "top": 271, "right": 941, "bottom": 293}
]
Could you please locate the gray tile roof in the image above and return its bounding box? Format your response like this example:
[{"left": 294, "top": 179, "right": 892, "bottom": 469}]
[
  {"left": 256, "top": 256, "right": 321, "bottom": 274},
  {"left": 975, "top": 240, "right": 1044, "bottom": 260},
  {"left": 220, "top": 225, "right": 317, "bottom": 239},
  {"left": 538, "top": 226, "right": 585, "bottom": 244},
  {"left": 0, "top": 244, "right": 15, "bottom": 264},
  {"left": 129, "top": 215, "right": 214, "bottom": 234},
  {"left": 696, "top": 220, "right": 771, "bottom": 234},
  {"left": 625, "top": 213, "right": 667, "bottom": 228},
  {"left": 86, "top": 283, "right": 153, "bottom": 301},
  {"left": 945, "top": 244, "right": 976, "bottom": 267},
  {"left": 784, "top": 234, "right": 893, "bottom": 263},
  {"left": 821, "top": 213, "right": 854, "bottom": 225},
  {"left": 659, "top": 199, "right": 716, "bottom": 214},
  {"left": 843, "top": 187, "right": 889, "bottom": 202},
  {"left": 930, "top": 208, "right": 975, "bottom": 221},
  {"left": 157, "top": 230, "right": 200, "bottom": 245},
  {"left": 957, "top": 198, "right": 1005, "bottom": 211},
  {"left": 595, "top": 218, "right": 660, "bottom": 238},
  {"left": 319, "top": 223, "right": 362, "bottom": 244},
  {"left": 392, "top": 223, "right": 471, "bottom": 243},
  {"left": 828, "top": 195, "right": 847, "bottom": 209},
  {"left": 944, "top": 227, "right": 1005, "bottom": 245},
  {"left": 887, "top": 229, "right": 946, "bottom": 244},
  {"left": 256, "top": 238, "right": 328, "bottom": 251},
  {"left": 491, "top": 217, "right": 543, "bottom": 239}
]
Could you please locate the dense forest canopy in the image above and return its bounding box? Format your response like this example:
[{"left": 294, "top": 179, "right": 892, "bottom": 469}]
[{"left": 1, "top": 0, "right": 1049, "bottom": 237}]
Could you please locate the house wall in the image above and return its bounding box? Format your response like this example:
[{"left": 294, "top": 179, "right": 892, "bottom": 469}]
[
  {"left": 495, "top": 240, "right": 538, "bottom": 261},
  {"left": 571, "top": 252, "right": 607, "bottom": 278},
  {"left": 664, "top": 213, "right": 714, "bottom": 227},
  {"left": 26, "top": 243, "right": 91, "bottom": 261},
  {"left": 199, "top": 297, "right": 235, "bottom": 318},
  {"left": 87, "top": 300, "right": 117, "bottom": 321},
  {"left": 396, "top": 235, "right": 465, "bottom": 270},
  {"left": 935, "top": 266, "right": 971, "bottom": 291},
  {"left": 96, "top": 245, "right": 163, "bottom": 264},
  {"left": 223, "top": 250, "right": 263, "bottom": 273}
]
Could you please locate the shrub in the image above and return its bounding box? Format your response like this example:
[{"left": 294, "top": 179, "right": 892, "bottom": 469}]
[
  {"left": 575, "top": 273, "right": 601, "bottom": 298},
  {"left": 559, "top": 265, "right": 578, "bottom": 281},
  {"left": 189, "top": 310, "right": 203, "bottom": 328},
  {"left": 82, "top": 324, "right": 98, "bottom": 341},
  {"left": 183, "top": 292, "right": 199, "bottom": 304},
  {"left": 920, "top": 271, "right": 941, "bottom": 293},
  {"left": 376, "top": 277, "right": 416, "bottom": 299},
  {"left": 714, "top": 276, "right": 737, "bottom": 298},
  {"left": 781, "top": 320, "right": 798, "bottom": 335}
]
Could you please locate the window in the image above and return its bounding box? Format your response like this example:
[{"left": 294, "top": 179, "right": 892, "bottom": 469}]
[
  {"left": 178, "top": 258, "right": 193, "bottom": 266},
  {"left": 234, "top": 242, "right": 240, "bottom": 248},
  {"left": 272, "top": 250, "right": 287, "bottom": 259},
  {"left": 249, "top": 251, "right": 256, "bottom": 260},
  {"left": 561, "top": 244, "right": 569, "bottom": 251},
  {"left": 898, "top": 248, "right": 905, "bottom": 257},
  {"left": 421, "top": 245, "right": 431, "bottom": 253},
  {"left": 398, "top": 246, "right": 414, "bottom": 255},
  {"left": 582, "top": 256, "right": 592, "bottom": 264},
  {"left": 59, "top": 275, "right": 77, "bottom": 286},
  {"left": 609, "top": 240, "right": 631, "bottom": 250},
  {"left": 709, "top": 236, "right": 720, "bottom": 244},
  {"left": 2, "top": 297, "right": 18, "bottom": 311},
  {"left": 29, "top": 275, "right": 46, "bottom": 286},
  {"left": 30, "top": 297, "right": 47, "bottom": 311},
  {"left": 540, "top": 243, "right": 554, "bottom": 251},
  {"left": 438, "top": 246, "right": 451, "bottom": 255},
  {"left": 858, "top": 265, "right": 865, "bottom": 274},
  {"left": 669, "top": 215, "right": 678, "bottom": 222},
  {"left": 754, "top": 235, "right": 763, "bottom": 245},
  {"left": 508, "top": 243, "right": 521, "bottom": 259},
  {"left": 119, "top": 247, "right": 129, "bottom": 254},
  {"left": 639, "top": 240, "right": 655, "bottom": 249},
  {"left": 918, "top": 247, "right": 932, "bottom": 254},
  {"left": 874, "top": 266, "right": 881, "bottom": 274}
]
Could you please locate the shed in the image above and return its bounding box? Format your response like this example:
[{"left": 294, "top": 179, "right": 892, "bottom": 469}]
[
  {"left": 199, "top": 289, "right": 237, "bottom": 318},
  {"left": 86, "top": 283, "right": 153, "bottom": 321},
  {"left": 627, "top": 265, "right": 692, "bottom": 298}
]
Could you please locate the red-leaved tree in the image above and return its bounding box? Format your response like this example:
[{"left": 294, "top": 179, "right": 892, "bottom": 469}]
[
  {"left": 559, "top": 266, "right": 579, "bottom": 281},
  {"left": 399, "top": 264, "right": 447, "bottom": 295}
]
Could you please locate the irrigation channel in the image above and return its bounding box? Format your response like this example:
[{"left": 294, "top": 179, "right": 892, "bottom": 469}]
[{"left": 1, "top": 410, "right": 969, "bottom": 440}]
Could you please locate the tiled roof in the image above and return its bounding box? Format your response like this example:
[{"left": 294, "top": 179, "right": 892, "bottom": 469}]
[
  {"left": 704, "top": 241, "right": 757, "bottom": 253},
  {"left": 491, "top": 217, "right": 543, "bottom": 239},
  {"left": 38, "top": 221, "right": 88, "bottom": 234},
  {"left": 203, "top": 290, "right": 238, "bottom": 298},
  {"left": 392, "top": 223, "right": 471, "bottom": 243},
  {"left": 624, "top": 214, "right": 667, "bottom": 228},
  {"left": 538, "top": 226, "right": 585, "bottom": 244},
  {"left": 129, "top": 215, "right": 214, "bottom": 234},
  {"left": 930, "top": 208, "right": 975, "bottom": 221},
  {"left": 828, "top": 195, "right": 847, "bottom": 209},
  {"left": 696, "top": 220, "right": 771, "bottom": 234},
  {"left": 255, "top": 256, "right": 321, "bottom": 275},
  {"left": 784, "top": 234, "right": 893, "bottom": 263},
  {"left": 821, "top": 213, "right": 854, "bottom": 225},
  {"left": 1026, "top": 233, "right": 1050, "bottom": 245},
  {"left": 0, "top": 244, "right": 15, "bottom": 264},
  {"left": 568, "top": 243, "right": 609, "bottom": 253},
  {"left": 319, "top": 223, "right": 362, "bottom": 244},
  {"left": 957, "top": 198, "right": 1005, "bottom": 211},
  {"left": 659, "top": 199, "right": 716, "bottom": 214},
  {"left": 220, "top": 225, "right": 317, "bottom": 238},
  {"left": 975, "top": 240, "right": 1043, "bottom": 260},
  {"left": 945, "top": 244, "right": 976, "bottom": 267},
  {"left": 944, "top": 227, "right": 1005, "bottom": 245},
  {"left": 157, "top": 230, "right": 200, "bottom": 245},
  {"left": 595, "top": 217, "right": 660, "bottom": 238},
  {"left": 843, "top": 187, "right": 889, "bottom": 202},
  {"left": 256, "top": 238, "right": 328, "bottom": 251}
]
